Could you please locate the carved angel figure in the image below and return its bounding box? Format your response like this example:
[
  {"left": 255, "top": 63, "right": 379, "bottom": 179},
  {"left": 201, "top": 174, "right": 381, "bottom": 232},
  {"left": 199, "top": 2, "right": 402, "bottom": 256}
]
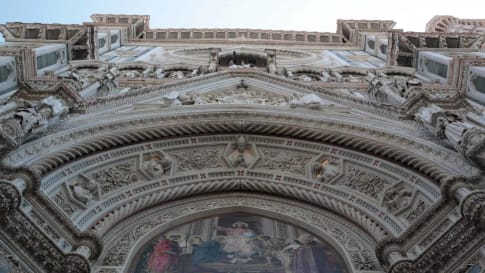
[{"left": 70, "top": 179, "right": 97, "bottom": 204}]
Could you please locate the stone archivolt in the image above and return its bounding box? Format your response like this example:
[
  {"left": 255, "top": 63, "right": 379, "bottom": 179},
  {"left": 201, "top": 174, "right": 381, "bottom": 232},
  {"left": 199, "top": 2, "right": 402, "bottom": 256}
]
[{"left": 1, "top": 13, "right": 485, "bottom": 273}]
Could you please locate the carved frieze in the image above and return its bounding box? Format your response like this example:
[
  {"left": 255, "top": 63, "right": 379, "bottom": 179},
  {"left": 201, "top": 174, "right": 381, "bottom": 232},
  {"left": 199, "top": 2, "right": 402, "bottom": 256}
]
[
  {"left": 257, "top": 147, "right": 314, "bottom": 175},
  {"left": 168, "top": 147, "right": 225, "bottom": 171},
  {"left": 338, "top": 163, "right": 392, "bottom": 201},
  {"left": 87, "top": 160, "right": 139, "bottom": 195},
  {"left": 382, "top": 182, "right": 415, "bottom": 213}
]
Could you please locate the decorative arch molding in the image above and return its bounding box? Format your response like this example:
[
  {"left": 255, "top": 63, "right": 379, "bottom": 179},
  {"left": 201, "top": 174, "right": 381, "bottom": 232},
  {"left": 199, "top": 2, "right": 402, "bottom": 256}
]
[
  {"left": 25, "top": 133, "right": 444, "bottom": 248},
  {"left": 95, "top": 193, "right": 384, "bottom": 273},
  {"left": 3, "top": 108, "right": 477, "bottom": 180}
]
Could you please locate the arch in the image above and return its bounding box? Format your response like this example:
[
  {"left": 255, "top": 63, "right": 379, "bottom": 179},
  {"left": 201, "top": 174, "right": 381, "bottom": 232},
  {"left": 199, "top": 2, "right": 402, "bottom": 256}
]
[{"left": 95, "top": 193, "right": 382, "bottom": 273}]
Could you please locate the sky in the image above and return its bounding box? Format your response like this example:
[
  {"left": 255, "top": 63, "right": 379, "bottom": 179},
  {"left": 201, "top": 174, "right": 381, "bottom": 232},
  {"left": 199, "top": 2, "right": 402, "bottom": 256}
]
[{"left": 1, "top": 0, "right": 485, "bottom": 43}]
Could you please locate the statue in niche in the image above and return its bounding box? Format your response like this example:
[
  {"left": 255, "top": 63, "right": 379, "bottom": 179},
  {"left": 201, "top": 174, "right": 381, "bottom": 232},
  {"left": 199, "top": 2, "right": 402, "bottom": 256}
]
[
  {"left": 312, "top": 158, "right": 340, "bottom": 183},
  {"left": 143, "top": 152, "right": 171, "bottom": 177},
  {"left": 223, "top": 136, "right": 259, "bottom": 168},
  {"left": 69, "top": 179, "right": 98, "bottom": 204},
  {"left": 0, "top": 96, "right": 68, "bottom": 145},
  {"left": 382, "top": 184, "right": 413, "bottom": 212}
]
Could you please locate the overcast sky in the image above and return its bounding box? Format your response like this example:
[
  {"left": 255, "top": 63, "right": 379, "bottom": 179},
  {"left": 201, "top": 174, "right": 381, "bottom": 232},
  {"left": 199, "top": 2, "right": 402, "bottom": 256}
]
[{"left": 1, "top": 0, "right": 485, "bottom": 43}]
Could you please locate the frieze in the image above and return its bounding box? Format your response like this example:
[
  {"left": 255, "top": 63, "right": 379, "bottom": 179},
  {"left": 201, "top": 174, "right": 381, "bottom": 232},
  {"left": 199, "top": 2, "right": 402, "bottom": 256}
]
[
  {"left": 86, "top": 159, "right": 140, "bottom": 195},
  {"left": 337, "top": 162, "right": 392, "bottom": 201},
  {"left": 32, "top": 134, "right": 440, "bottom": 237},
  {"left": 3, "top": 108, "right": 477, "bottom": 184},
  {"left": 168, "top": 146, "right": 225, "bottom": 171},
  {"left": 257, "top": 147, "right": 314, "bottom": 175}
]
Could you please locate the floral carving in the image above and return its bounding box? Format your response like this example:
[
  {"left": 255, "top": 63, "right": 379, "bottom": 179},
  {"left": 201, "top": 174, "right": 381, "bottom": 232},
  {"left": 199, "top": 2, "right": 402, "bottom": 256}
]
[
  {"left": 258, "top": 148, "right": 313, "bottom": 175},
  {"left": 170, "top": 149, "right": 224, "bottom": 171},
  {"left": 89, "top": 162, "right": 139, "bottom": 194},
  {"left": 339, "top": 164, "right": 391, "bottom": 200}
]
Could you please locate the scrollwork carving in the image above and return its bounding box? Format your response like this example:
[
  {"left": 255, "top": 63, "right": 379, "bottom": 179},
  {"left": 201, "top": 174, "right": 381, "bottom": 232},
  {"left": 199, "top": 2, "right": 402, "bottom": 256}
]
[
  {"left": 339, "top": 164, "right": 391, "bottom": 200},
  {"left": 170, "top": 149, "right": 224, "bottom": 171},
  {"left": 89, "top": 162, "right": 139, "bottom": 194},
  {"left": 258, "top": 148, "right": 313, "bottom": 175}
]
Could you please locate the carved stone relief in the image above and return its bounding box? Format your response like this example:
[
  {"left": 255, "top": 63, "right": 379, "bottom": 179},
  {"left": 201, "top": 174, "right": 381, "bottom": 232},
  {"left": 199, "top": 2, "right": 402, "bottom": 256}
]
[
  {"left": 65, "top": 175, "right": 100, "bottom": 206},
  {"left": 337, "top": 162, "right": 392, "bottom": 201},
  {"left": 86, "top": 159, "right": 140, "bottom": 195},
  {"left": 404, "top": 195, "right": 430, "bottom": 223},
  {"left": 256, "top": 147, "right": 314, "bottom": 175},
  {"left": 311, "top": 155, "right": 342, "bottom": 183},
  {"left": 382, "top": 182, "right": 415, "bottom": 214},
  {"left": 140, "top": 151, "right": 172, "bottom": 178},
  {"left": 222, "top": 136, "right": 260, "bottom": 168},
  {"left": 168, "top": 147, "right": 225, "bottom": 171},
  {"left": 0, "top": 96, "right": 69, "bottom": 146}
]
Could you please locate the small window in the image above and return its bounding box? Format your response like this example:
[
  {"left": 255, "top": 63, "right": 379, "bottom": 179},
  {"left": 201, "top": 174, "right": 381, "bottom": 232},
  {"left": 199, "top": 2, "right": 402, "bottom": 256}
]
[
  {"left": 380, "top": 44, "right": 387, "bottom": 54},
  {"left": 0, "top": 65, "right": 12, "bottom": 82},
  {"left": 98, "top": 38, "right": 106, "bottom": 48},
  {"left": 367, "top": 39, "right": 375, "bottom": 50},
  {"left": 111, "top": 34, "right": 119, "bottom": 44},
  {"left": 272, "top": 33, "right": 281, "bottom": 40},
  {"left": 472, "top": 75, "right": 485, "bottom": 94},
  {"left": 36, "top": 52, "right": 58, "bottom": 70},
  {"left": 425, "top": 60, "right": 448, "bottom": 78}
]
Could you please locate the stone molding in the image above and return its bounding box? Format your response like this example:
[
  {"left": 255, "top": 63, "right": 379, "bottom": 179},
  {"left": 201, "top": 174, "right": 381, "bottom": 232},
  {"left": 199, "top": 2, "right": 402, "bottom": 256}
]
[{"left": 95, "top": 193, "right": 382, "bottom": 273}]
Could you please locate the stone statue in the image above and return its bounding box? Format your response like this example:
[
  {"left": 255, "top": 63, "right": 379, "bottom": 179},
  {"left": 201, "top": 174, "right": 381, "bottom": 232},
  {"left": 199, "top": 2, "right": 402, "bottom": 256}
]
[
  {"left": 208, "top": 48, "right": 220, "bottom": 73},
  {"left": 417, "top": 105, "right": 485, "bottom": 168},
  {"left": 0, "top": 96, "right": 68, "bottom": 145},
  {"left": 367, "top": 75, "right": 421, "bottom": 106},
  {"left": 266, "top": 49, "right": 277, "bottom": 74},
  {"left": 70, "top": 179, "right": 98, "bottom": 204}
]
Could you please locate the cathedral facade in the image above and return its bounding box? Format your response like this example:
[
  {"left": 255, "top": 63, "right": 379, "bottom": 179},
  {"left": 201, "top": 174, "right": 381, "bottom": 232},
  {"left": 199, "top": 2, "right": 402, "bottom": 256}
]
[{"left": 0, "top": 14, "right": 484, "bottom": 273}]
